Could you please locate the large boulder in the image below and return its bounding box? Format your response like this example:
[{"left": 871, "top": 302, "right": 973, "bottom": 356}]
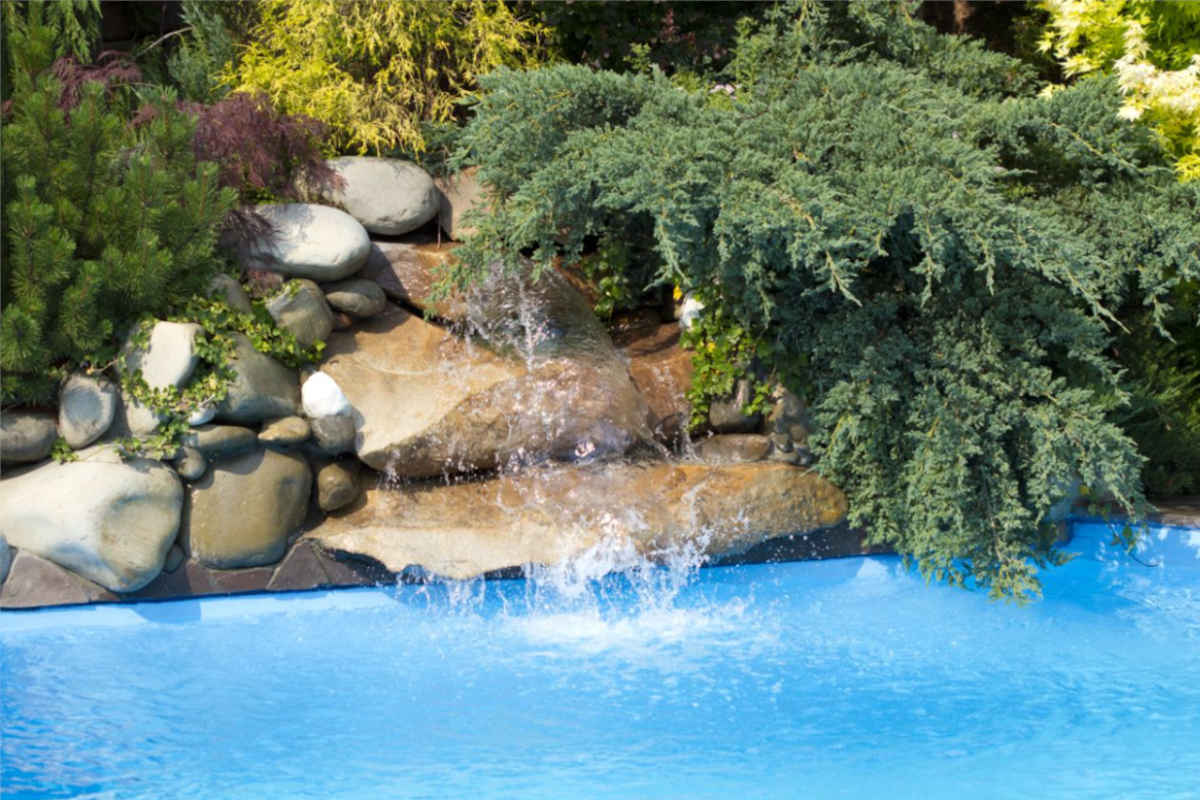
[
  {"left": 309, "top": 461, "right": 848, "bottom": 580},
  {"left": 240, "top": 204, "right": 370, "bottom": 281},
  {"left": 214, "top": 333, "right": 300, "bottom": 424},
  {"left": 0, "top": 411, "right": 58, "bottom": 465},
  {"left": 320, "top": 302, "right": 650, "bottom": 476},
  {"left": 58, "top": 373, "right": 118, "bottom": 449},
  {"left": 182, "top": 446, "right": 311, "bottom": 569},
  {"left": 316, "top": 157, "right": 440, "bottom": 235},
  {"left": 265, "top": 279, "right": 334, "bottom": 348},
  {"left": 0, "top": 445, "right": 183, "bottom": 592}
]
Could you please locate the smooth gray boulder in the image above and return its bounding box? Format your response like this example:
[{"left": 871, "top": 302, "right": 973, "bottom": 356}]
[
  {"left": 309, "top": 413, "right": 356, "bottom": 456},
  {"left": 266, "top": 279, "right": 334, "bottom": 349},
  {"left": 241, "top": 204, "right": 370, "bottom": 281},
  {"left": 174, "top": 446, "right": 208, "bottom": 481},
  {"left": 322, "top": 278, "right": 387, "bottom": 318},
  {"left": 181, "top": 424, "right": 257, "bottom": 459},
  {"left": 0, "top": 444, "right": 183, "bottom": 592},
  {"left": 318, "top": 157, "right": 439, "bottom": 235},
  {"left": 122, "top": 320, "right": 203, "bottom": 389},
  {"left": 182, "top": 446, "right": 312, "bottom": 569},
  {"left": 207, "top": 273, "right": 253, "bottom": 314},
  {"left": 214, "top": 333, "right": 300, "bottom": 424},
  {"left": 59, "top": 374, "right": 118, "bottom": 449},
  {"left": 0, "top": 411, "right": 57, "bottom": 465},
  {"left": 317, "top": 461, "right": 360, "bottom": 511}
]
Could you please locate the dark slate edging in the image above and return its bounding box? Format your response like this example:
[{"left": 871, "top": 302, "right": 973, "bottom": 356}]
[{"left": 0, "top": 524, "right": 889, "bottom": 611}]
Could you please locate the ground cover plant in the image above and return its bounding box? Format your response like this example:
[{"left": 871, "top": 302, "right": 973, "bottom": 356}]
[{"left": 450, "top": 1, "right": 1200, "bottom": 600}]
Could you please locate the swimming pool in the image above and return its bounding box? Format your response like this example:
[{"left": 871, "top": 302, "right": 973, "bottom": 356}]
[{"left": 2, "top": 520, "right": 1198, "bottom": 799}]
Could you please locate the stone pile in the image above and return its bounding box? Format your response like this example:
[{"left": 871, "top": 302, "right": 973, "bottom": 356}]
[{"left": 1, "top": 157, "right": 852, "bottom": 609}]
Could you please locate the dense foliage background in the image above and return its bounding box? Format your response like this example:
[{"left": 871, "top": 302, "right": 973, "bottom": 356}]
[{"left": 2, "top": 0, "right": 1197, "bottom": 599}]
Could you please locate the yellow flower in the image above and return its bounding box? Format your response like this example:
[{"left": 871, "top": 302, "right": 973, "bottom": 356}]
[{"left": 672, "top": 286, "right": 683, "bottom": 301}]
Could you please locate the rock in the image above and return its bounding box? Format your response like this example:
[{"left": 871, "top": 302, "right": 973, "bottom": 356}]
[
  {"left": 360, "top": 240, "right": 466, "bottom": 320},
  {"left": 434, "top": 167, "right": 486, "bottom": 241},
  {"left": 259, "top": 416, "right": 311, "bottom": 446},
  {"left": 617, "top": 321, "right": 693, "bottom": 446},
  {"left": 164, "top": 544, "right": 185, "bottom": 573},
  {"left": 181, "top": 424, "right": 258, "bottom": 459},
  {"left": 240, "top": 203, "right": 371, "bottom": 281},
  {"left": 266, "top": 539, "right": 372, "bottom": 592},
  {"left": 695, "top": 434, "right": 771, "bottom": 463},
  {"left": 766, "top": 387, "right": 809, "bottom": 445},
  {"left": 182, "top": 446, "right": 311, "bottom": 569},
  {"left": 317, "top": 461, "right": 360, "bottom": 511},
  {"left": 331, "top": 311, "right": 355, "bottom": 330},
  {"left": 122, "top": 320, "right": 203, "bottom": 389},
  {"left": 0, "top": 551, "right": 118, "bottom": 608},
  {"left": 265, "top": 279, "right": 334, "bottom": 348},
  {"left": 1, "top": 411, "right": 58, "bottom": 465},
  {"left": 58, "top": 373, "right": 118, "bottom": 449},
  {"left": 301, "top": 372, "right": 351, "bottom": 418},
  {"left": 187, "top": 403, "right": 217, "bottom": 426},
  {"left": 174, "top": 446, "right": 208, "bottom": 481},
  {"left": 323, "top": 278, "right": 387, "bottom": 318},
  {"left": 320, "top": 304, "right": 649, "bottom": 476},
  {"left": 0, "top": 445, "right": 183, "bottom": 592},
  {"left": 112, "top": 393, "right": 163, "bottom": 438},
  {"left": 309, "top": 461, "right": 847, "bottom": 581},
  {"left": 215, "top": 333, "right": 300, "bottom": 424},
  {"left": 207, "top": 273, "right": 253, "bottom": 314},
  {"left": 309, "top": 413, "right": 356, "bottom": 455},
  {"left": 317, "top": 157, "right": 440, "bottom": 236},
  {"left": 709, "top": 378, "right": 763, "bottom": 434},
  {"left": 0, "top": 533, "right": 10, "bottom": 586}
]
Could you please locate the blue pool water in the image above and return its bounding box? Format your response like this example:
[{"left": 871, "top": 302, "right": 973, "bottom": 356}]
[{"left": 3, "top": 520, "right": 1200, "bottom": 799}]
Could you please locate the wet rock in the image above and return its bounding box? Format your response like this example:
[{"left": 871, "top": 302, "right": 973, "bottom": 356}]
[
  {"left": 207, "top": 273, "right": 253, "bottom": 314},
  {"left": 434, "top": 167, "right": 486, "bottom": 241},
  {"left": 618, "top": 321, "right": 693, "bottom": 446},
  {"left": 0, "top": 444, "right": 182, "bottom": 592},
  {"left": 309, "top": 461, "right": 847, "bottom": 581},
  {"left": 265, "top": 279, "right": 334, "bottom": 349},
  {"left": 214, "top": 333, "right": 300, "bottom": 424},
  {"left": 317, "top": 460, "right": 360, "bottom": 511},
  {"left": 316, "top": 157, "right": 440, "bottom": 235},
  {"left": 0, "top": 411, "right": 58, "bottom": 465},
  {"left": 181, "top": 424, "right": 257, "bottom": 459},
  {"left": 182, "top": 446, "right": 311, "bottom": 569},
  {"left": 694, "top": 434, "right": 771, "bottom": 463},
  {"left": 709, "top": 378, "right": 763, "bottom": 434},
  {"left": 58, "top": 373, "right": 118, "bottom": 449},
  {"left": 320, "top": 303, "right": 649, "bottom": 476},
  {"left": 0, "top": 551, "right": 119, "bottom": 608},
  {"left": 766, "top": 387, "right": 809, "bottom": 445},
  {"left": 259, "top": 416, "right": 311, "bottom": 446},
  {"left": 174, "top": 446, "right": 208, "bottom": 481},
  {"left": 323, "top": 278, "right": 387, "bottom": 318},
  {"left": 241, "top": 203, "right": 370, "bottom": 281}
]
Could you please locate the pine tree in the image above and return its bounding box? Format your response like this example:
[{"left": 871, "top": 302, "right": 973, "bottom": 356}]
[{"left": 1, "top": 15, "right": 235, "bottom": 404}]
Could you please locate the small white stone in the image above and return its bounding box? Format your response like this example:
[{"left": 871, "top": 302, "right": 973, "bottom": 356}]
[
  {"left": 302, "top": 372, "right": 351, "bottom": 418},
  {"left": 679, "top": 295, "right": 706, "bottom": 331}
]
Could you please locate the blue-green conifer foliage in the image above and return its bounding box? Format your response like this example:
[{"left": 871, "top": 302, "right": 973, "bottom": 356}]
[{"left": 452, "top": 2, "right": 1200, "bottom": 600}]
